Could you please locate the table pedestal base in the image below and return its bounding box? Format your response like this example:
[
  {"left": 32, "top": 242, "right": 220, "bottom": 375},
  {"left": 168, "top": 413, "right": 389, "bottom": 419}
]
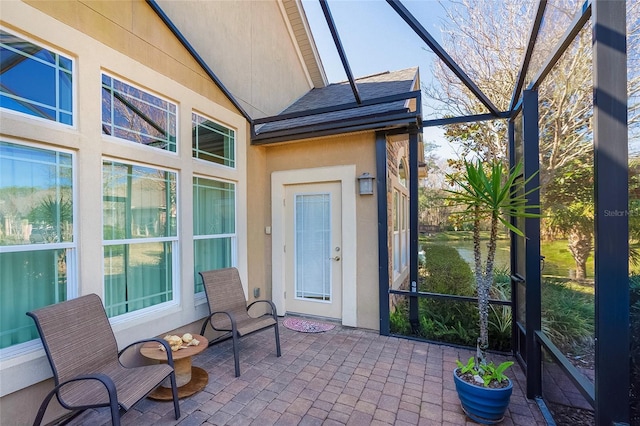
[{"left": 147, "top": 367, "right": 208, "bottom": 400}]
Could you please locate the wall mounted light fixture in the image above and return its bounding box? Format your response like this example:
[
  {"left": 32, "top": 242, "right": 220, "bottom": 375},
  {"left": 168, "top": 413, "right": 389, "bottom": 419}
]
[{"left": 358, "top": 172, "right": 375, "bottom": 195}]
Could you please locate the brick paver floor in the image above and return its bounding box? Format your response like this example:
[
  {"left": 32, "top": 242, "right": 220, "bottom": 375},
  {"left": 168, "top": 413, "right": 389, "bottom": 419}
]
[{"left": 66, "top": 318, "right": 545, "bottom": 425}]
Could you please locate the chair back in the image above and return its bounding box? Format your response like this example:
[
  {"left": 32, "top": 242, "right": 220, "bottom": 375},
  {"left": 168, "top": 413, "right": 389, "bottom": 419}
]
[
  {"left": 200, "top": 268, "right": 248, "bottom": 317},
  {"left": 27, "top": 294, "right": 119, "bottom": 385}
]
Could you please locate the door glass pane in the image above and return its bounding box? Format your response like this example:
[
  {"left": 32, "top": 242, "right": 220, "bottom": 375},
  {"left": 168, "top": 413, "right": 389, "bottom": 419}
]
[{"left": 295, "top": 193, "right": 330, "bottom": 301}]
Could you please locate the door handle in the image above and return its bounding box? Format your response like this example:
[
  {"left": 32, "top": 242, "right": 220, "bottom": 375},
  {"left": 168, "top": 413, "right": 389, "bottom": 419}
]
[{"left": 330, "top": 256, "right": 341, "bottom": 261}]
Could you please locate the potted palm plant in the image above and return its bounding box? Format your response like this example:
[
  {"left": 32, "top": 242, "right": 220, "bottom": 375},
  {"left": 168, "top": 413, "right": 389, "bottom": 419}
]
[{"left": 445, "top": 159, "right": 539, "bottom": 424}]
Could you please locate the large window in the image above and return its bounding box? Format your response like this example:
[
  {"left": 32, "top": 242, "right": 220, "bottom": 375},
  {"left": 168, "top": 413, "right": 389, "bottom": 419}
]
[
  {"left": 192, "top": 112, "right": 235, "bottom": 168},
  {"left": 103, "top": 160, "right": 177, "bottom": 317},
  {"left": 101, "top": 74, "right": 177, "bottom": 152},
  {"left": 0, "top": 30, "right": 73, "bottom": 125},
  {"left": 193, "top": 177, "right": 236, "bottom": 293},
  {"left": 0, "top": 141, "right": 75, "bottom": 351},
  {"left": 393, "top": 189, "right": 400, "bottom": 273}
]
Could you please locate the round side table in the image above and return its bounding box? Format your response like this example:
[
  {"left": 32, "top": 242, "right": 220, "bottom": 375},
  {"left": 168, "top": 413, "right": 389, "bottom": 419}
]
[{"left": 140, "top": 334, "right": 209, "bottom": 400}]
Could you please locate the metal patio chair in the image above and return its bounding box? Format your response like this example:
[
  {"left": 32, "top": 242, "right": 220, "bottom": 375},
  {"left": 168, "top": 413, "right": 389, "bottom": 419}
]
[
  {"left": 199, "top": 267, "right": 281, "bottom": 377},
  {"left": 27, "top": 294, "right": 180, "bottom": 426}
]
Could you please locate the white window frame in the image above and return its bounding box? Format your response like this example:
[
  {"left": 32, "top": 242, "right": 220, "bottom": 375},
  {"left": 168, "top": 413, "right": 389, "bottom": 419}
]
[
  {"left": 100, "top": 72, "right": 178, "bottom": 154},
  {"left": 393, "top": 189, "right": 401, "bottom": 274},
  {"left": 401, "top": 194, "right": 408, "bottom": 268},
  {"left": 192, "top": 175, "right": 238, "bottom": 295},
  {"left": 192, "top": 111, "right": 236, "bottom": 169},
  {"left": 0, "top": 28, "right": 76, "bottom": 128},
  {"left": 0, "top": 139, "right": 78, "bottom": 359},
  {"left": 101, "top": 158, "right": 180, "bottom": 321}
]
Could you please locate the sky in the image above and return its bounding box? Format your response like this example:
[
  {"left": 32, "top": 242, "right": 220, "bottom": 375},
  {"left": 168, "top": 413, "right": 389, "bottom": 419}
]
[{"left": 300, "top": 0, "right": 454, "bottom": 157}]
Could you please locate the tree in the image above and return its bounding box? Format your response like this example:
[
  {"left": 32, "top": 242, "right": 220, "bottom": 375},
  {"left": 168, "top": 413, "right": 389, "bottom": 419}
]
[
  {"left": 544, "top": 157, "right": 593, "bottom": 279},
  {"left": 425, "top": 0, "right": 639, "bottom": 277},
  {"left": 446, "top": 160, "right": 539, "bottom": 364}
]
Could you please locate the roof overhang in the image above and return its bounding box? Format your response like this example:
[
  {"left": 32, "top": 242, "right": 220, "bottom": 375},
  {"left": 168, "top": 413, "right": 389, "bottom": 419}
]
[{"left": 252, "top": 89, "right": 422, "bottom": 145}]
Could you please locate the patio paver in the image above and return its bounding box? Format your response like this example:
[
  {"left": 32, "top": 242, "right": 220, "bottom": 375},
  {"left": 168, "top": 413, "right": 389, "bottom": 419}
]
[{"left": 65, "top": 319, "right": 545, "bottom": 425}]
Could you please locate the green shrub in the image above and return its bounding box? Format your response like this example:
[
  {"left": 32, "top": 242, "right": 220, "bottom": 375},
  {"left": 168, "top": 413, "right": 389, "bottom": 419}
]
[
  {"left": 541, "top": 279, "right": 594, "bottom": 349},
  {"left": 630, "top": 275, "right": 640, "bottom": 424},
  {"left": 417, "top": 298, "right": 478, "bottom": 345},
  {"left": 390, "top": 244, "right": 511, "bottom": 351},
  {"left": 420, "top": 244, "right": 474, "bottom": 295},
  {"left": 390, "top": 304, "right": 411, "bottom": 335}
]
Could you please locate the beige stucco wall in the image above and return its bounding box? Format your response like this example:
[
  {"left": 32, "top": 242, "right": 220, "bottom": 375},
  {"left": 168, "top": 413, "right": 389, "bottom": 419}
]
[
  {"left": 0, "top": 1, "right": 249, "bottom": 424},
  {"left": 259, "top": 132, "right": 380, "bottom": 330},
  {"left": 24, "top": 0, "right": 240, "bottom": 115},
  {"left": 156, "top": 0, "right": 316, "bottom": 118}
]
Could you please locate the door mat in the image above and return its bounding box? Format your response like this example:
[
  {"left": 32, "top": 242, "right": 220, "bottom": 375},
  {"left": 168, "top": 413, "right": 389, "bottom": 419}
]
[{"left": 282, "top": 318, "right": 335, "bottom": 333}]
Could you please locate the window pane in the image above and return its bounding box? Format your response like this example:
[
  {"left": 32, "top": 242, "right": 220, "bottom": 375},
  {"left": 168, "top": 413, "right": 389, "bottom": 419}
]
[
  {"left": 193, "top": 177, "right": 236, "bottom": 292},
  {"left": 193, "top": 177, "right": 235, "bottom": 236},
  {"left": 192, "top": 113, "right": 235, "bottom": 167},
  {"left": 101, "top": 75, "right": 177, "bottom": 152},
  {"left": 193, "top": 237, "right": 234, "bottom": 293},
  {"left": 0, "top": 249, "right": 68, "bottom": 349},
  {"left": 0, "top": 142, "right": 73, "bottom": 246},
  {"left": 0, "top": 30, "right": 73, "bottom": 124},
  {"left": 103, "top": 161, "right": 177, "bottom": 240},
  {"left": 295, "top": 193, "right": 331, "bottom": 301},
  {"left": 104, "top": 242, "right": 173, "bottom": 317}
]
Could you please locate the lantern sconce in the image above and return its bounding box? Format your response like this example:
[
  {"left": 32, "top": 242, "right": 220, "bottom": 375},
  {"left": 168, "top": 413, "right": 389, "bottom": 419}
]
[{"left": 358, "top": 172, "right": 375, "bottom": 195}]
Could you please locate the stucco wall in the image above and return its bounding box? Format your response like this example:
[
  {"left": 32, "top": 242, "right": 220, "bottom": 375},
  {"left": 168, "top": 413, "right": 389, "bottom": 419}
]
[
  {"left": 260, "top": 132, "right": 380, "bottom": 330},
  {"left": 24, "top": 0, "right": 241, "bottom": 115},
  {"left": 156, "top": 0, "right": 315, "bottom": 118}
]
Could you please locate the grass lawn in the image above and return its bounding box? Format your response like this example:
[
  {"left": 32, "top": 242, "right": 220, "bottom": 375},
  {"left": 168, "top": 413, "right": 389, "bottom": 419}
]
[{"left": 540, "top": 239, "right": 593, "bottom": 280}]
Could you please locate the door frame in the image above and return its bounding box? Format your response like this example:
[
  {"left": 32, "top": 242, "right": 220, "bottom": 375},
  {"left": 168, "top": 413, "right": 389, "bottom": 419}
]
[{"left": 271, "top": 165, "right": 357, "bottom": 326}]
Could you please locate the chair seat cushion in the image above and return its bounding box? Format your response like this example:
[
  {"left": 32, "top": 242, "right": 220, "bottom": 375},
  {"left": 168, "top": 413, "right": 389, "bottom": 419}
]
[
  {"left": 236, "top": 315, "right": 276, "bottom": 337},
  {"left": 58, "top": 360, "right": 173, "bottom": 410}
]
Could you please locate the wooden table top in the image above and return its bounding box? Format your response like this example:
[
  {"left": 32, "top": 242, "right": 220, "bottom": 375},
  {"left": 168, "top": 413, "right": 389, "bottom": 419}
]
[{"left": 140, "top": 334, "right": 208, "bottom": 361}]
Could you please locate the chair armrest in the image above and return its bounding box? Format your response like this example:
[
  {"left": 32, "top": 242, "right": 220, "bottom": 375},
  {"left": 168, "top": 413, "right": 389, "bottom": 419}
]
[
  {"left": 247, "top": 300, "right": 278, "bottom": 318},
  {"left": 119, "top": 338, "right": 175, "bottom": 368},
  {"left": 200, "top": 311, "right": 237, "bottom": 335},
  {"left": 33, "top": 373, "right": 120, "bottom": 426},
  {"left": 63, "top": 373, "right": 117, "bottom": 392},
  {"left": 56, "top": 373, "right": 118, "bottom": 408}
]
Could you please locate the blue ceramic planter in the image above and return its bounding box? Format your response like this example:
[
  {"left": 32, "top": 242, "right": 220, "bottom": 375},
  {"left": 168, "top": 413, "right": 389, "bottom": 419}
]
[{"left": 453, "top": 368, "right": 513, "bottom": 424}]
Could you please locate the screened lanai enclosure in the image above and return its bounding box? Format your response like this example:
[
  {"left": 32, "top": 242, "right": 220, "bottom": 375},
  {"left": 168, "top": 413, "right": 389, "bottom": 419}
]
[{"left": 258, "top": 0, "right": 633, "bottom": 425}]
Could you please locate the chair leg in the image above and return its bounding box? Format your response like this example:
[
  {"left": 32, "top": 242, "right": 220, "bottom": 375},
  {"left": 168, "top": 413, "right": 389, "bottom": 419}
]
[
  {"left": 32, "top": 388, "right": 58, "bottom": 426},
  {"left": 109, "top": 399, "right": 121, "bottom": 426},
  {"left": 200, "top": 317, "right": 209, "bottom": 336},
  {"left": 169, "top": 370, "right": 181, "bottom": 420},
  {"left": 274, "top": 323, "right": 281, "bottom": 357},
  {"left": 232, "top": 331, "right": 241, "bottom": 377}
]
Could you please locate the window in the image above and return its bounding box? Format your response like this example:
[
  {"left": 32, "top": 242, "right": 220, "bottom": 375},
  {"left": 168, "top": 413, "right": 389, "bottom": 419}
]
[
  {"left": 102, "top": 160, "right": 177, "bottom": 317},
  {"left": 401, "top": 194, "right": 407, "bottom": 267},
  {"left": 399, "top": 159, "right": 407, "bottom": 188},
  {"left": 0, "top": 30, "right": 73, "bottom": 125},
  {"left": 0, "top": 141, "right": 75, "bottom": 351},
  {"left": 400, "top": 194, "right": 409, "bottom": 268},
  {"left": 393, "top": 189, "right": 400, "bottom": 273},
  {"left": 101, "top": 74, "right": 177, "bottom": 152},
  {"left": 193, "top": 177, "right": 236, "bottom": 293},
  {"left": 192, "top": 113, "right": 235, "bottom": 168}
]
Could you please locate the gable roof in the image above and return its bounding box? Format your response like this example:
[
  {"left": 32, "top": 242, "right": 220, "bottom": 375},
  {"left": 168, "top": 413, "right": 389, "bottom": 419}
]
[{"left": 253, "top": 67, "right": 421, "bottom": 145}]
